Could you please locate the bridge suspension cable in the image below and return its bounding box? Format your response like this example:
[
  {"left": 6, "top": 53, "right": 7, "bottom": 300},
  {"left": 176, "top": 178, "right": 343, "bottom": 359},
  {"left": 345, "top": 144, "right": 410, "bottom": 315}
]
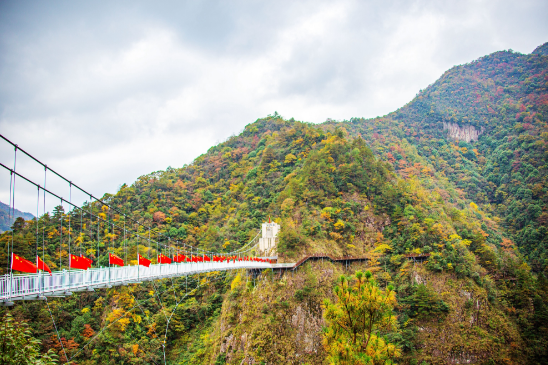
[
  {"left": 0, "top": 134, "right": 262, "bottom": 260},
  {"left": 0, "top": 135, "right": 274, "bottom": 305},
  {"left": 0, "top": 155, "right": 264, "bottom": 262}
]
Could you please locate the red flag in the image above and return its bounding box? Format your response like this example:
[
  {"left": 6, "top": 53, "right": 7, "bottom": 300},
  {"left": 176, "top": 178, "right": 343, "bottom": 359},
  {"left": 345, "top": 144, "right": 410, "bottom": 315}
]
[
  {"left": 138, "top": 254, "right": 151, "bottom": 267},
  {"left": 36, "top": 256, "right": 52, "bottom": 275},
  {"left": 158, "top": 254, "right": 172, "bottom": 264},
  {"left": 12, "top": 254, "right": 37, "bottom": 273},
  {"left": 80, "top": 254, "right": 93, "bottom": 269},
  {"left": 70, "top": 254, "right": 89, "bottom": 270},
  {"left": 109, "top": 253, "right": 124, "bottom": 267},
  {"left": 175, "top": 254, "right": 187, "bottom": 263}
]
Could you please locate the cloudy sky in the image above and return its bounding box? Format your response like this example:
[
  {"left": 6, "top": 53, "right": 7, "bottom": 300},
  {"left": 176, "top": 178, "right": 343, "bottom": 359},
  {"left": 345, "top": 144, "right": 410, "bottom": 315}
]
[{"left": 0, "top": 0, "right": 547, "bottom": 214}]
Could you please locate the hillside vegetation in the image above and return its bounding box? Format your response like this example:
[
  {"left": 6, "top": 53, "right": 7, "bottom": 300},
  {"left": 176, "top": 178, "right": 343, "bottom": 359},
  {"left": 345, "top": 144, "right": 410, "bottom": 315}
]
[
  {"left": 1, "top": 43, "right": 548, "bottom": 364},
  {"left": 338, "top": 44, "right": 548, "bottom": 271}
]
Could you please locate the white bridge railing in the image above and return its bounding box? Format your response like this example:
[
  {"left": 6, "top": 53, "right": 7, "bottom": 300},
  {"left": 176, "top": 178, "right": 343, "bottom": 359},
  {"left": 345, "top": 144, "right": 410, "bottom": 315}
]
[{"left": 0, "top": 261, "right": 272, "bottom": 303}]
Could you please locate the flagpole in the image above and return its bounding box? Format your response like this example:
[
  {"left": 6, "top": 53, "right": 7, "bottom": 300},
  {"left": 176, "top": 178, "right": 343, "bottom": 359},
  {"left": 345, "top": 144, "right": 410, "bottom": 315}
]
[
  {"left": 36, "top": 255, "right": 40, "bottom": 297},
  {"left": 68, "top": 184, "right": 71, "bottom": 295},
  {"left": 9, "top": 254, "right": 13, "bottom": 303}
]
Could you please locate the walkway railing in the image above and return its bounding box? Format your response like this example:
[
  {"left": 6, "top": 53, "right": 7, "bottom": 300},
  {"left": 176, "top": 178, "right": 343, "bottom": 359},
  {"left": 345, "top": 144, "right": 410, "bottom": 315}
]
[
  {"left": 290, "top": 253, "right": 369, "bottom": 270},
  {"left": 1, "top": 261, "right": 272, "bottom": 303}
]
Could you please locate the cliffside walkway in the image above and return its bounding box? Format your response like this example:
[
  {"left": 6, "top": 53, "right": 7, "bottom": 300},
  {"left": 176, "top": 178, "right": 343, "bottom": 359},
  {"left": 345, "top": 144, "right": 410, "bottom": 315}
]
[
  {"left": 269, "top": 253, "right": 370, "bottom": 272},
  {"left": 404, "top": 253, "right": 431, "bottom": 263}
]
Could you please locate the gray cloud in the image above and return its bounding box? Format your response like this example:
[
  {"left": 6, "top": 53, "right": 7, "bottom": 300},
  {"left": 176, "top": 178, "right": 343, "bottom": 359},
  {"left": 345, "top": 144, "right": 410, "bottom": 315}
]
[{"left": 1, "top": 0, "right": 547, "bottom": 213}]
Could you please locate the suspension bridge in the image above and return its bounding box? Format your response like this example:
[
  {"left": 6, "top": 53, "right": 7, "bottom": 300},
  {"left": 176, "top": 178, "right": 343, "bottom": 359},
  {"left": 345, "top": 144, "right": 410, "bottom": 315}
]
[
  {"left": 0, "top": 134, "right": 383, "bottom": 365},
  {"left": 1, "top": 258, "right": 273, "bottom": 304},
  {"left": 0, "top": 134, "right": 281, "bottom": 306}
]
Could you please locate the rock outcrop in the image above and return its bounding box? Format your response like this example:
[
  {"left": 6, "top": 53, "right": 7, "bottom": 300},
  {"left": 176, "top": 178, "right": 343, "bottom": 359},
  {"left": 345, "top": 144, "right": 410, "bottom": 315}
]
[{"left": 442, "top": 122, "right": 484, "bottom": 142}]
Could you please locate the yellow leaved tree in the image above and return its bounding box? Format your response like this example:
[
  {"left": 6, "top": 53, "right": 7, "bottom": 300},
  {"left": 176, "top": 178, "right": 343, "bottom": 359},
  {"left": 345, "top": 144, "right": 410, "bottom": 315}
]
[{"left": 323, "top": 271, "right": 401, "bottom": 364}]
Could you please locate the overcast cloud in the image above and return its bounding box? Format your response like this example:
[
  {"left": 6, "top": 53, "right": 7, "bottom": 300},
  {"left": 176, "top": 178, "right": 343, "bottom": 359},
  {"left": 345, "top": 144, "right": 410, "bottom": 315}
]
[{"left": 0, "top": 0, "right": 547, "bottom": 214}]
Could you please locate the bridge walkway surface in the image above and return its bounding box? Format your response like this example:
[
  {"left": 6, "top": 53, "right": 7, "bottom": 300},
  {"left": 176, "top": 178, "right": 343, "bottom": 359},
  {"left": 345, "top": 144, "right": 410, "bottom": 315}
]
[{"left": 1, "top": 261, "right": 272, "bottom": 304}]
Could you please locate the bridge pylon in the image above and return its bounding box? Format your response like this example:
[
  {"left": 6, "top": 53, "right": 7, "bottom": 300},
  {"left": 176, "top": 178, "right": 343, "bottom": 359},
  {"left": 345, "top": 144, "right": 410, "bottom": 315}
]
[{"left": 257, "top": 220, "right": 279, "bottom": 259}]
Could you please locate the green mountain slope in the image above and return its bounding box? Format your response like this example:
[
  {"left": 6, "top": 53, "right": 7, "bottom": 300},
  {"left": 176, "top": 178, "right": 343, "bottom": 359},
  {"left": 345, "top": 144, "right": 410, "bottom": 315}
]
[
  {"left": 2, "top": 43, "right": 548, "bottom": 364},
  {"left": 338, "top": 46, "right": 548, "bottom": 271}
]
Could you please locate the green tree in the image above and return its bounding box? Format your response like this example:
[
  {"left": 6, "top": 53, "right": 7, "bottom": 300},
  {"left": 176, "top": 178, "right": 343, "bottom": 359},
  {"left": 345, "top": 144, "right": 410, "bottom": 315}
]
[
  {"left": 323, "top": 271, "right": 401, "bottom": 365},
  {"left": 0, "top": 312, "right": 58, "bottom": 364}
]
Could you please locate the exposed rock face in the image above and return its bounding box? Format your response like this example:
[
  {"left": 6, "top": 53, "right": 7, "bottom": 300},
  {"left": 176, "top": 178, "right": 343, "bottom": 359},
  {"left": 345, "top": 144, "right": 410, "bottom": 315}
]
[
  {"left": 291, "top": 304, "right": 324, "bottom": 354},
  {"left": 442, "top": 122, "right": 484, "bottom": 142}
]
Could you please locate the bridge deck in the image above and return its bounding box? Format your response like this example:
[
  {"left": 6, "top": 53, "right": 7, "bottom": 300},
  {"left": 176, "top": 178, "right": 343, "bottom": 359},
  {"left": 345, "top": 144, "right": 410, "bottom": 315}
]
[{"left": 1, "top": 261, "right": 272, "bottom": 304}]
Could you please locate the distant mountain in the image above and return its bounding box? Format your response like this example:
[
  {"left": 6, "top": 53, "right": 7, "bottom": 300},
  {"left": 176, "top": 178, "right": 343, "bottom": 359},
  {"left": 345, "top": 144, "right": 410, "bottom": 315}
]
[{"left": 0, "top": 201, "right": 34, "bottom": 232}]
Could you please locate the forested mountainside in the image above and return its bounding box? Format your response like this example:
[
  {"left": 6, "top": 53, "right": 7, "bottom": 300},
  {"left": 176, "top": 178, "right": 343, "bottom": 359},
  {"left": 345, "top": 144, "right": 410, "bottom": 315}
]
[
  {"left": 336, "top": 43, "right": 548, "bottom": 272},
  {"left": 0, "top": 201, "right": 34, "bottom": 233},
  {"left": 2, "top": 43, "right": 548, "bottom": 364}
]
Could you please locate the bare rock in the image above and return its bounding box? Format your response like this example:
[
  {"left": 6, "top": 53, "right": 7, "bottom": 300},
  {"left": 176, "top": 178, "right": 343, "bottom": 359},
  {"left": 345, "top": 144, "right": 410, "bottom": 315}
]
[{"left": 443, "top": 122, "right": 484, "bottom": 142}]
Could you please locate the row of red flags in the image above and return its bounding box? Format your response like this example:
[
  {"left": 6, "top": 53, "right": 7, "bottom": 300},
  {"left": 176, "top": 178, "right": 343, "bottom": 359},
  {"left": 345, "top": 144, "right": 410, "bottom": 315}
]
[
  {"left": 11, "top": 253, "right": 273, "bottom": 274},
  {"left": 11, "top": 254, "right": 53, "bottom": 275}
]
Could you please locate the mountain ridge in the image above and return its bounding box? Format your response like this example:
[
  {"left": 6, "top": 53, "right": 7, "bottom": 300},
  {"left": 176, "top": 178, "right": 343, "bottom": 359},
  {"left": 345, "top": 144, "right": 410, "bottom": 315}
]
[
  {"left": 1, "top": 42, "right": 548, "bottom": 364},
  {"left": 335, "top": 43, "right": 548, "bottom": 271},
  {"left": 0, "top": 200, "right": 34, "bottom": 233}
]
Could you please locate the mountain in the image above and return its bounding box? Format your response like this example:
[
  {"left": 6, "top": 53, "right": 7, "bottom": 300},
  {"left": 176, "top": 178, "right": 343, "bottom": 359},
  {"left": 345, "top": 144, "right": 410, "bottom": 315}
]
[
  {"left": 0, "top": 200, "right": 34, "bottom": 232},
  {"left": 1, "top": 43, "right": 548, "bottom": 364},
  {"left": 336, "top": 45, "right": 548, "bottom": 272},
  {"left": 532, "top": 41, "right": 548, "bottom": 55}
]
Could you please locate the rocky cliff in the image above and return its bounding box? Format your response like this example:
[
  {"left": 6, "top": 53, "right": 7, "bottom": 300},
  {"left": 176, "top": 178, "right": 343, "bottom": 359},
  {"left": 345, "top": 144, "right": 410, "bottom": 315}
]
[{"left": 442, "top": 122, "right": 484, "bottom": 142}]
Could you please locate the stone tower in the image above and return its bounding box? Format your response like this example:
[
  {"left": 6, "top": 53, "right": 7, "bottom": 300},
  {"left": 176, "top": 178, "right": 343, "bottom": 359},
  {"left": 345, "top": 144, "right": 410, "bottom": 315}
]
[{"left": 258, "top": 219, "right": 280, "bottom": 257}]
